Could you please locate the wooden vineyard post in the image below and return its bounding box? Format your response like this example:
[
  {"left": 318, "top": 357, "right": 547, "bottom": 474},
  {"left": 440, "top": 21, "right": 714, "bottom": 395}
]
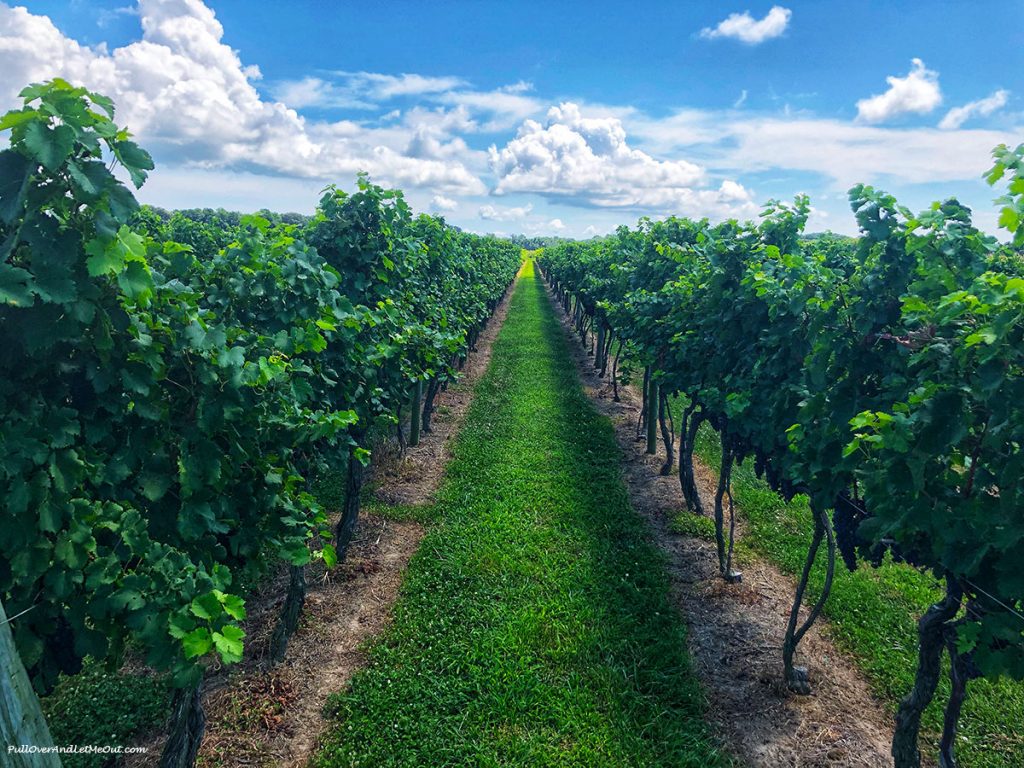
[{"left": 1, "top": 597, "right": 61, "bottom": 767}]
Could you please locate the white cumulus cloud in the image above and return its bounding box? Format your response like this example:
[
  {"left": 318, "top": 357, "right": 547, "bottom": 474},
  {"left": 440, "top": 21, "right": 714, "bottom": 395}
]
[
  {"left": 856, "top": 58, "right": 942, "bottom": 123},
  {"left": 939, "top": 89, "right": 1009, "bottom": 130},
  {"left": 492, "top": 104, "right": 683, "bottom": 202},
  {"left": 488, "top": 103, "right": 756, "bottom": 219},
  {"left": 430, "top": 195, "right": 458, "bottom": 212},
  {"left": 478, "top": 203, "right": 533, "bottom": 221},
  {"left": 700, "top": 6, "right": 791, "bottom": 44}
]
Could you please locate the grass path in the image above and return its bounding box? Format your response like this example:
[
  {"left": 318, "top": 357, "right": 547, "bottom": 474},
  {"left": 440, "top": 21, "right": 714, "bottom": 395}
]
[{"left": 314, "top": 262, "right": 730, "bottom": 767}]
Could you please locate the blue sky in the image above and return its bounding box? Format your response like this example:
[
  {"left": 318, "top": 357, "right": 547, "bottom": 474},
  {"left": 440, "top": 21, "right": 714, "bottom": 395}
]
[{"left": 2, "top": 1, "right": 1022, "bottom": 237}]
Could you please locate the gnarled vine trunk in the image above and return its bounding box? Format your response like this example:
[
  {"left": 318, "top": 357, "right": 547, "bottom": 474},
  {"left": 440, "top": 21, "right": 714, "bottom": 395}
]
[
  {"left": 658, "top": 390, "right": 674, "bottom": 475},
  {"left": 335, "top": 445, "right": 365, "bottom": 561},
  {"left": 598, "top": 327, "right": 612, "bottom": 377},
  {"left": 421, "top": 378, "right": 442, "bottom": 434},
  {"left": 782, "top": 502, "right": 836, "bottom": 694},
  {"left": 610, "top": 340, "right": 623, "bottom": 402},
  {"left": 678, "top": 404, "right": 705, "bottom": 516},
  {"left": 268, "top": 564, "right": 307, "bottom": 664},
  {"left": 638, "top": 366, "right": 651, "bottom": 440},
  {"left": 159, "top": 681, "right": 205, "bottom": 768},
  {"left": 892, "top": 576, "right": 964, "bottom": 768},
  {"left": 938, "top": 633, "right": 976, "bottom": 768},
  {"left": 409, "top": 380, "right": 423, "bottom": 447},
  {"left": 646, "top": 376, "right": 659, "bottom": 455},
  {"left": 713, "top": 436, "right": 741, "bottom": 583}
]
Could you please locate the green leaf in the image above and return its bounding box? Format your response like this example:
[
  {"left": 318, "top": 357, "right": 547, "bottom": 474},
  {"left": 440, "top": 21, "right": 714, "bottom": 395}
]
[
  {"left": 168, "top": 614, "right": 194, "bottom": 640},
  {"left": 19, "top": 83, "right": 51, "bottom": 101},
  {"left": 31, "top": 241, "right": 78, "bottom": 304},
  {"left": 86, "top": 225, "right": 148, "bottom": 277},
  {"left": 85, "top": 238, "right": 123, "bottom": 276},
  {"left": 998, "top": 207, "right": 1020, "bottom": 233},
  {"left": 0, "top": 107, "right": 40, "bottom": 132},
  {"left": 218, "top": 346, "right": 246, "bottom": 369},
  {"left": 139, "top": 471, "right": 171, "bottom": 502},
  {"left": 212, "top": 625, "right": 245, "bottom": 664},
  {"left": 117, "top": 259, "right": 153, "bottom": 301},
  {"left": 190, "top": 592, "right": 222, "bottom": 621},
  {"left": 7, "top": 477, "right": 31, "bottom": 515},
  {"left": 116, "top": 224, "right": 148, "bottom": 261},
  {"left": 38, "top": 500, "right": 62, "bottom": 534},
  {"left": 113, "top": 139, "right": 155, "bottom": 187},
  {"left": 985, "top": 163, "right": 1006, "bottom": 185},
  {"left": 181, "top": 627, "right": 214, "bottom": 659},
  {"left": 107, "top": 184, "right": 140, "bottom": 223},
  {"left": 965, "top": 328, "right": 997, "bottom": 346},
  {"left": 0, "top": 262, "right": 35, "bottom": 306},
  {"left": 67, "top": 159, "right": 114, "bottom": 201},
  {"left": 219, "top": 593, "right": 246, "bottom": 621},
  {"left": 321, "top": 542, "right": 338, "bottom": 568},
  {"left": 54, "top": 534, "right": 86, "bottom": 568},
  {"left": 956, "top": 622, "right": 981, "bottom": 655},
  {"left": 282, "top": 541, "right": 312, "bottom": 566},
  {"left": 0, "top": 149, "right": 31, "bottom": 225},
  {"left": 110, "top": 588, "right": 146, "bottom": 612},
  {"left": 88, "top": 91, "right": 115, "bottom": 119},
  {"left": 23, "top": 121, "right": 76, "bottom": 172}
]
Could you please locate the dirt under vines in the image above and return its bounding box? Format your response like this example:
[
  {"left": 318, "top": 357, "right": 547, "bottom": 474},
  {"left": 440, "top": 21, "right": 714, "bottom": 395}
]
[{"left": 548, "top": 282, "right": 897, "bottom": 768}]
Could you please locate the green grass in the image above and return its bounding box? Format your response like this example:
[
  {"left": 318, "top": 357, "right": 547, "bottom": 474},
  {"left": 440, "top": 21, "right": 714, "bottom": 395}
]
[
  {"left": 677, "top": 411, "right": 1024, "bottom": 767},
  {"left": 667, "top": 510, "right": 717, "bottom": 541},
  {"left": 314, "top": 262, "right": 731, "bottom": 767},
  {"left": 42, "top": 660, "right": 170, "bottom": 768},
  {"left": 362, "top": 498, "right": 442, "bottom": 525}
]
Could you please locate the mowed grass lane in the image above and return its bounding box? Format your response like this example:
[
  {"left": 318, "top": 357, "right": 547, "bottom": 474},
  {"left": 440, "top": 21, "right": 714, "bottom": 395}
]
[{"left": 314, "top": 262, "right": 730, "bottom": 767}]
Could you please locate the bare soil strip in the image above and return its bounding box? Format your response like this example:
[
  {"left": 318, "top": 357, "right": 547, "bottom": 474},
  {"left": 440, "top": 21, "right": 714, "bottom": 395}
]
[
  {"left": 546, "top": 282, "right": 896, "bottom": 768},
  {"left": 126, "top": 282, "right": 518, "bottom": 768}
]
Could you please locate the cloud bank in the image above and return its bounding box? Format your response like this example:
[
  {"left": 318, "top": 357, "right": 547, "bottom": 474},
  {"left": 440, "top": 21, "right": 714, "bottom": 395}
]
[{"left": 0, "top": 1, "right": 485, "bottom": 194}]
